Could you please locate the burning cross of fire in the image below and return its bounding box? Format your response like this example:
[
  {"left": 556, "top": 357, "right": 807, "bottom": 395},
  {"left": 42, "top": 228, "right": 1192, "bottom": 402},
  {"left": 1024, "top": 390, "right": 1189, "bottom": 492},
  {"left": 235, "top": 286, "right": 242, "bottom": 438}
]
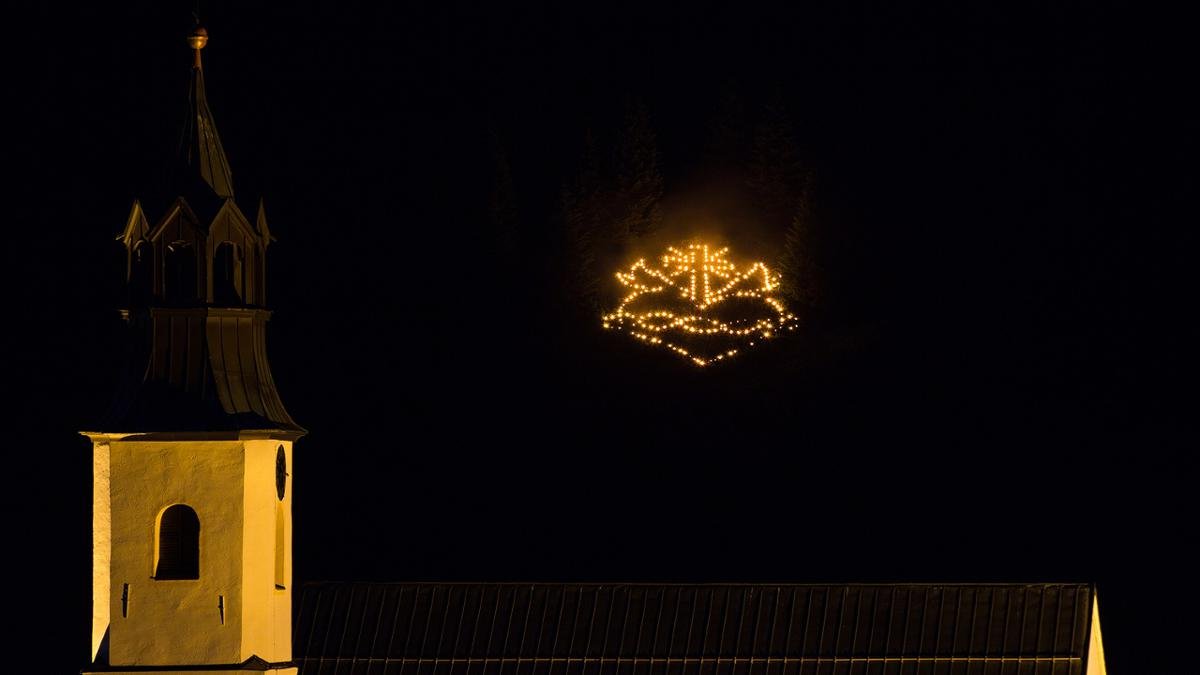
[{"left": 601, "top": 242, "right": 797, "bottom": 366}]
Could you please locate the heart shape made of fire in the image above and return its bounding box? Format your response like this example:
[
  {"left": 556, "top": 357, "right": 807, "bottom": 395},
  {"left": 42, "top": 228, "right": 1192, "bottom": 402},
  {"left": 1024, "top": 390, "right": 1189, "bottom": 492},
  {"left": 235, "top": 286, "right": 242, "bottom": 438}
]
[{"left": 601, "top": 243, "right": 797, "bottom": 366}]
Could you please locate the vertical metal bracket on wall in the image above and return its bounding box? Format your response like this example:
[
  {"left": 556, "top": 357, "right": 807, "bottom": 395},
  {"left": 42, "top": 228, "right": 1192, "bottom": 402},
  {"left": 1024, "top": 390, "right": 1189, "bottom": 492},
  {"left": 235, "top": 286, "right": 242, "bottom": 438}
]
[
  {"left": 121, "top": 584, "right": 129, "bottom": 618},
  {"left": 218, "top": 595, "right": 225, "bottom": 625}
]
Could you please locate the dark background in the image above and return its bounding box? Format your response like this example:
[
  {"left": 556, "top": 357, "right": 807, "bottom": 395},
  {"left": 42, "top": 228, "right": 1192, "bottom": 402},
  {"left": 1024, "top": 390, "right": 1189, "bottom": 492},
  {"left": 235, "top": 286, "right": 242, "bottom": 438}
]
[{"left": 8, "top": 1, "right": 1188, "bottom": 672}]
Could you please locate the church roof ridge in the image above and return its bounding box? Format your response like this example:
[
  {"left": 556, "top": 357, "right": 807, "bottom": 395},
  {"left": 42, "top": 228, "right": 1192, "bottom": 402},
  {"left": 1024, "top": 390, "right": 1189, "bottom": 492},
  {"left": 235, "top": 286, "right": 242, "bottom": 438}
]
[{"left": 297, "top": 580, "right": 1094, "bottom": 589}]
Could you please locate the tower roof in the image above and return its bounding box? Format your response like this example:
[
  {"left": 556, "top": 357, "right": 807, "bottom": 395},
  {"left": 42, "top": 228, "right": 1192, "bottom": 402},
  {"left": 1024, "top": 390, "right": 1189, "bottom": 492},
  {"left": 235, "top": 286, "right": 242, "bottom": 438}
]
[
  {"left": 177, "top": 25, "right": 235, "bottom": 200},
  {"left": 98, "top": 307, "right": 304, "bottom": 435},
  {"left": 90, "top": 22, "right": 300, "bottom": 437}
]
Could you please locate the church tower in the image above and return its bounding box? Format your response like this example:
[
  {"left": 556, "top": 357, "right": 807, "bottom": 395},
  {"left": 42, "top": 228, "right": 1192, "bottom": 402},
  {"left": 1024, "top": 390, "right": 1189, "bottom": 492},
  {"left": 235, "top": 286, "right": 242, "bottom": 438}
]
[{"left": 83, "top": 23, "right": 302, "bottom": 675}]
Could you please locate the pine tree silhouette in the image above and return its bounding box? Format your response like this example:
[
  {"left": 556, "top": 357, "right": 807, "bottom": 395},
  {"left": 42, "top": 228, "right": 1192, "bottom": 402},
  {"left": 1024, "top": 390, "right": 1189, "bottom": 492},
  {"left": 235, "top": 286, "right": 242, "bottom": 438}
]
[
  {"left": 563, "top": 101, "right": 666, "bottom": 313},
  {"left": 612, "top": 100, "right": 664, "bottom": 242},
  {"left": 562, "top": 128, "right": 606, "bottom": 310},
  {"left": 745, "top": 96, "right": 822, "bottom": 317},
  {"left": 780, "top": 195, "right": 821, "bottom": 316},
  {"left": 747, "top": 96, "right": 806, "bottom": 225},
  {"left": 704, "top": 85, "right": 747, "bottom": 168}
]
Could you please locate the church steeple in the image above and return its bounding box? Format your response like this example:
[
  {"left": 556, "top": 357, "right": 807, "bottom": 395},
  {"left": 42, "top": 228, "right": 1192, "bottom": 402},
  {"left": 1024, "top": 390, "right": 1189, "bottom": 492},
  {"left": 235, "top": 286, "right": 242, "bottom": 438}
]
[
  {"left": 101, "top": 23, "right": 300, "bottom": 433},
  {"left": 179, "top": 25, "right": 235, "bottom": 199},
  {"left": 84, "top": 19, "right": 302, "bottom": 675}
]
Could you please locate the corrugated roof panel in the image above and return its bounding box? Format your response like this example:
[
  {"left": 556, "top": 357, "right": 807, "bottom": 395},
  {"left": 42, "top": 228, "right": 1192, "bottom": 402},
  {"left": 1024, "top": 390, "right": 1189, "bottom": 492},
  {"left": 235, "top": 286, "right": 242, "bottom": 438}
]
[
  {"left": 346, "top": 584, "right": 374, "bottom": 666},
  {"left": 444, "top": 586, "right": 472, "bottom": 662},
  {"left": 294, "top": 584, "right": 1091, "bottom": 675},
  {"left": 361, "top": 586, "right": 391, "bottom": 662}
]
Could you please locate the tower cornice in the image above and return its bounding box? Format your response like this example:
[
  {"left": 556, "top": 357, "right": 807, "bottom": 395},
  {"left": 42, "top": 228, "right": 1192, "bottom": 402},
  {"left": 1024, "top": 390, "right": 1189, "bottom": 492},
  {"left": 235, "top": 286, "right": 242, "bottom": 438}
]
[
  {"left": 119, "top": 306, "right": 275, "bottom": 320},
  {"left": 80, "top": 429, "right": 306, "bottom": 443}
]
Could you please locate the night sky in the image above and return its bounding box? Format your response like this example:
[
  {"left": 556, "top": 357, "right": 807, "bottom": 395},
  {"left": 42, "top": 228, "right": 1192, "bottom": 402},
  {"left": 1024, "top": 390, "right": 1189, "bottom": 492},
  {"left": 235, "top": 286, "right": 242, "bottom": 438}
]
[{"left": 9, "top": 2, "right": 1187, "bottom": 672}]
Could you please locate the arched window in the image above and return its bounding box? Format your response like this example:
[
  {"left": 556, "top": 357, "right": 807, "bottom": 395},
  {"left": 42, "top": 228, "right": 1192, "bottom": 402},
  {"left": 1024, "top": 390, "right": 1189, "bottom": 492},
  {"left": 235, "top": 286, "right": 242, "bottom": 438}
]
[
  {"left": 130, "top": 241, "right": 154, "bottom": 303},
  {"left": 155, "top": 504, "right": 200, "bottom": 580},
  {"left": 213, "top": 241, "right": 242, "bottom": 304},
  {"left": 164, "top": 242, "right": 197, "bottom": 304}
]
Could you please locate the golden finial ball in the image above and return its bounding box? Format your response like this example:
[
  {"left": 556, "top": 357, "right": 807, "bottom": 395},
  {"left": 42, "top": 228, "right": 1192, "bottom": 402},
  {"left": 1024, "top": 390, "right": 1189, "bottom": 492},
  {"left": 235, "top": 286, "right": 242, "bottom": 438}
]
[{"left": 187, "top": 26, "right": 209, "bottom": 50}]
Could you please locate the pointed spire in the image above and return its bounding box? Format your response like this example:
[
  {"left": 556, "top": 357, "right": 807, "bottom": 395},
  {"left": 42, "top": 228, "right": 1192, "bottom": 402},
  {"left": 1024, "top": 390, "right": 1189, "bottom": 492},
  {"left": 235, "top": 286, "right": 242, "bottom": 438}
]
[
  {"left": 117, "top": 199, "right": 150, "bottom": 246},
  {"left": 255, "top": 198, "right": 273, "bottom": 247},
  {"left": 179, "top": 24, "right": 235, "bottom": 199}
]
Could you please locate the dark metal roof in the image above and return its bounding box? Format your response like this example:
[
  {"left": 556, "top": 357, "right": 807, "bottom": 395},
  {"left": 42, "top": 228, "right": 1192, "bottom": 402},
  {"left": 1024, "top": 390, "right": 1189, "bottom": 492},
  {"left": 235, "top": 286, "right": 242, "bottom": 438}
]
[
  {"left": 98, "top": 308, "right": 302, "bottom": 434},
  {"left": 293, "top": 583, "right": 1094, "bottom": 675},
  {"left": 178, "top": 56, "right": 234, "bottom": 199},
  {"left": 93, "top": 30, "right": 295, "bottom": 436}
]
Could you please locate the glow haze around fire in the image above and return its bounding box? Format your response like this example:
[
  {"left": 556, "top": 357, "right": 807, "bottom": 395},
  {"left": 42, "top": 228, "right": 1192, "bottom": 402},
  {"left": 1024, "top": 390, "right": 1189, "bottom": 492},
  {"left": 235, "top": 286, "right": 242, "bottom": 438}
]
[{"left": 601, "top": 242, "right": 798, "bottom": 367}]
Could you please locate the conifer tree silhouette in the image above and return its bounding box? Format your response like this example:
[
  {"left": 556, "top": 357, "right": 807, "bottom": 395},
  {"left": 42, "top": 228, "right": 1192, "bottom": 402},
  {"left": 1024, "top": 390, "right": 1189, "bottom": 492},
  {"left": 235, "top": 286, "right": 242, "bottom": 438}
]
[
  {"left": 563, "top": 100, "right": 667, "bottom": 312},
  {"left": 704, "top": 85, "right": 747, "bottom": 169},
  {"left": 563, "top": 129, "right": 606, "bottom": 310},
  {"left": 745, "top": 96, "right": 822, "bottom": 317},
  {"left": 781, "top": 196, "right": 821, "bottom": 316},
  {"left": 612, "top": 101, "right": 664, "bottom": 242}
]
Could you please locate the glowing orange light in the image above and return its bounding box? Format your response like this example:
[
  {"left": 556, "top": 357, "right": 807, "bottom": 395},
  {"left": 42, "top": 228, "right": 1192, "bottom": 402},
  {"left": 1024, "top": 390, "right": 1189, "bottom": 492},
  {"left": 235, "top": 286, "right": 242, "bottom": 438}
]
[{"left": 601, "top": 242, "right": 797, "bottom": 366}]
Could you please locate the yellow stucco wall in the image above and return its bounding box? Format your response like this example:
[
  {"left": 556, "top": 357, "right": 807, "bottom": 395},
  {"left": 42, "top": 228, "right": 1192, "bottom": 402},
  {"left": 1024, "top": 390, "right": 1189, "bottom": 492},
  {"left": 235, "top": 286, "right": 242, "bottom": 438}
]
[
  {"left": 91, "top": 436, "right": 293, "bottom": 667},
  {"left": 92, "top": 442, "right": 111, "bottom": 662},
  {"left": 240, "top": 440, "right": 292, "bottom": 663},
  {"left": 1087, "top": 594, "right": 1107, "bottom": 675}
]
